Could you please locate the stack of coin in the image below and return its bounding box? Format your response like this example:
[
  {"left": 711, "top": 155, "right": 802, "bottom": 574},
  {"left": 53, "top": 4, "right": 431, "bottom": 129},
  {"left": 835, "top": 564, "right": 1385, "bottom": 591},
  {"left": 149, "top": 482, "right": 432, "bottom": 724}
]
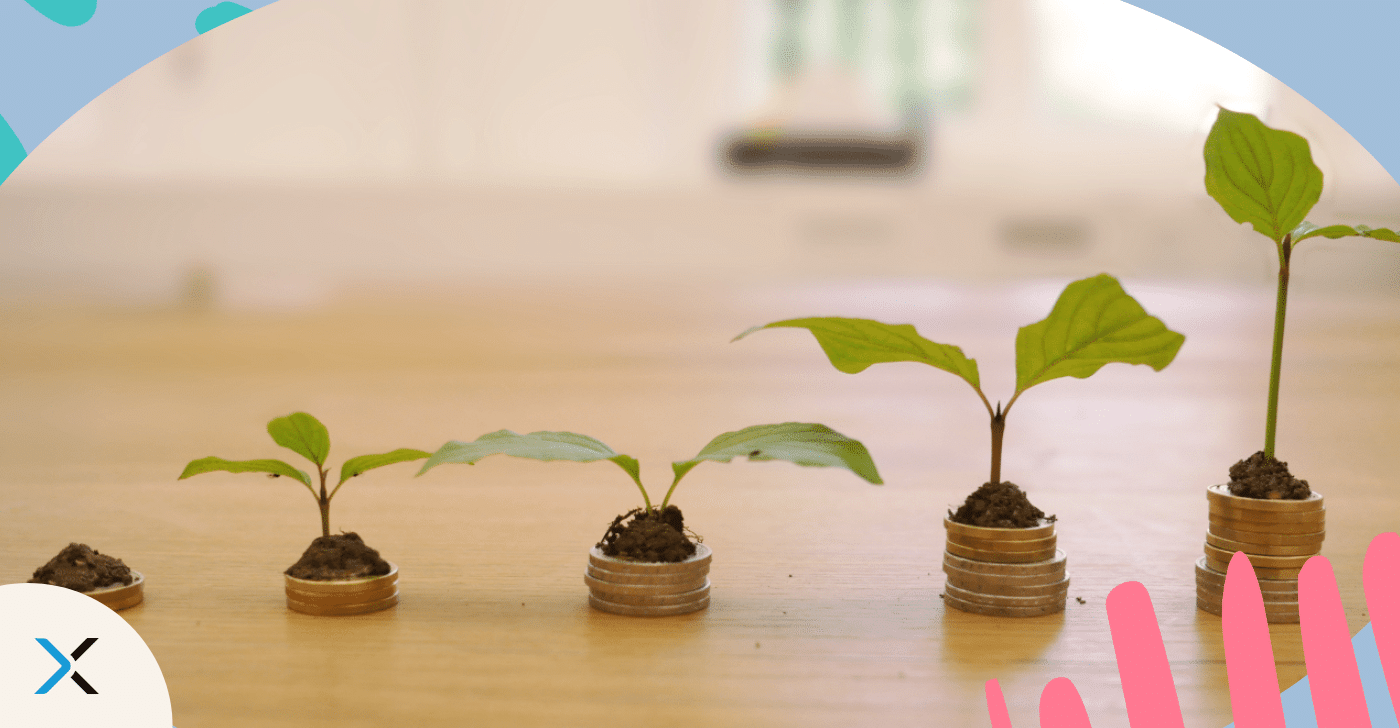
[
  {"left": 586, "top": 543, "right": 711, "bottom": 617},
  {"left": 87, "top": 571, "right": 144, "bottom": 612},
  {"left": 942, "top": 518, "right": 1068, "bottom": 617},
  {"left": 284, "top": 563, "right": 399, "bottom": 617},
  {"left": 1196, "top": 484, "right": 1324, "bottom": 623}
]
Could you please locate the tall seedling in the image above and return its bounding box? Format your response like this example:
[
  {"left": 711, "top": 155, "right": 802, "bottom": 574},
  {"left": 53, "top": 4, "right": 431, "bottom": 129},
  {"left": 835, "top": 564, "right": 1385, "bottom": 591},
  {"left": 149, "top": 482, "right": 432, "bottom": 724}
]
[
  {"left": 1204, "top": 108, "right": 1400, "bottom": 459},
  {"left": 736, "top": 274, "right": 1184, "bottom": 492}
]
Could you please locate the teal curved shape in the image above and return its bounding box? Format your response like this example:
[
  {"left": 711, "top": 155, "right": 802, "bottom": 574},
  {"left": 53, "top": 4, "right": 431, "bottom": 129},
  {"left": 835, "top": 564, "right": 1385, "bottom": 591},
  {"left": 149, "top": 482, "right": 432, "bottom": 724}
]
[
  {"left": 195, "top": 2, "right": 251, "bottom": 34},
  {"left": 0, "top": 113, "right": 27, "bottom": 185},
  {"left": 22, "top": 0, "right": 97, "bottom": 27}
]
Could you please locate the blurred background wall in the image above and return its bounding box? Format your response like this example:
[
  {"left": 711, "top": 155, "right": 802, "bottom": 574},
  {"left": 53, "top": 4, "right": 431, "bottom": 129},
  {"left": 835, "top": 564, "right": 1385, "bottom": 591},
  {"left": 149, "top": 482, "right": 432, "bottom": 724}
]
[{"left": 2, "top": 0, "right": 1397, "bottom": 309}]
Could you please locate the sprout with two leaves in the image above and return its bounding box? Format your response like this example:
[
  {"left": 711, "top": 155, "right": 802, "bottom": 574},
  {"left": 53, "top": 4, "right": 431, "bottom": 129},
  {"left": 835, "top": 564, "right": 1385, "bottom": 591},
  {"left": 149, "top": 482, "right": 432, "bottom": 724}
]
[
  {"left": 735, "top": 274, "right": 1184, "bottom": 527},
  {"left": 1204, "top": 108, "right": 1400, "bottom": 498},
  {"left": 179, "top": 412, "right": 430, "bottom": 578},
  {"left": 418, "top": 423, "right": 883, "bottom": 562}
]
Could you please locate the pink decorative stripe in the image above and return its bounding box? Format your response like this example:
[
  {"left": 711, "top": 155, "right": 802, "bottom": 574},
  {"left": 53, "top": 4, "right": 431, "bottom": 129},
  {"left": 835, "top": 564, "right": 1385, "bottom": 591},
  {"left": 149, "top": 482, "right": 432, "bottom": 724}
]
[
  {"left": 1364, "top": 533, "right": 1400, "bottom": 724},
  {"left": 986, "top": 679, "right": 1014, "bottom": 728},
  {"left": 1299, "top": 556, "right": 1371, "bottom": 726},
  {"left": 1039, "top": 677, "right": 1092, "bottom": 728},
  {"left": 1221, "top": 551, "right": 1285, "bottom": 728},
  {"left": 1106, "top": 581, "right": 1185, "bottom": 727}
]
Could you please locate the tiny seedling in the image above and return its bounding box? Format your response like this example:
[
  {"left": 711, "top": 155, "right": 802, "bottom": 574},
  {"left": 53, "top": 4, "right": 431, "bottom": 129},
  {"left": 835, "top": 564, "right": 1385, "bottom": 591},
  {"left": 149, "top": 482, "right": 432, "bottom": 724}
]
[
  {"left": 735, "top": 274, "right": 1184, "bottom": 491},
  {"left": 179, "top": 412, "right": 429, "bottom": 538},
  {"left": 418, "top": 422, "right": 882, "bottom": 555},
  {"left": 1203, "top": 108, "right": 1400, "bottom": 459}
]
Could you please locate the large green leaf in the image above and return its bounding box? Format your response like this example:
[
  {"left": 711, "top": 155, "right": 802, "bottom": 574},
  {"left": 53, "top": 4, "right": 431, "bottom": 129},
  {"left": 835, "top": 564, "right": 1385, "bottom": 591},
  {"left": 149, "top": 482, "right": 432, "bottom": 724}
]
[
  {"left": 419, "top": 430, "right": 642, "bottom": 489},
  {"left": 178, "top": 456, "right": 312, "bottom": 487},
  {"left": 733, "top": 317, "right": 980, "bottom": 389},
  {"left": 338, "top": 448, "right": 431, "bottom": 486},
  {"left": 267, "top": 412, "right": 331, "bottom": 467},
  {"left": 670, "top": 422, "right": 883, "bottom": 487},
  {"left": 1014, "top": 275, "right": 1184, "bottom": 393},
  {"left": 1204, "top": 108, "right": 1323, "bottom": 243},
  {"left": 1291, "top": 221, "right": 1400, "bottom": 244}
]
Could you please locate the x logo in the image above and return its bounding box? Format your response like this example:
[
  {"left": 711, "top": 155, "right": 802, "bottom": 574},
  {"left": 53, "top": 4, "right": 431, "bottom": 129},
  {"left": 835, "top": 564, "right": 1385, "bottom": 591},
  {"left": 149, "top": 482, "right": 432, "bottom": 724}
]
[{"left": 34, "top": 638, "right": 98, "bottom": 694}]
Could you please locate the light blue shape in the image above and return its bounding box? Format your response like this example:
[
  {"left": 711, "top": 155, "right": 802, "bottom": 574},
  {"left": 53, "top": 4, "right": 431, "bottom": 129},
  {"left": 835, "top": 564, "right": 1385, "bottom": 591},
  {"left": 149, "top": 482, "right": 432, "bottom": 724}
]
[
  {"left": 0, "top": 112, "right": 27, "bottom": 184},
  {"left": 195, "top": 2, "right": 251, "bottom": 34},
  {"left": 0, "top": 0, "right": 279, "bottom": 155},
  {"left": 23, "top": 0, "right": 97, "bottom": 27},
  {"left": 34, "top": 638, "right": 72, "bottom": 694},
  {"left": 1222, "top": 622, "right": 1398, "bottom": 728},
  {"left": 1124, "top": 1, "right": 1400, "bottom": 192}
]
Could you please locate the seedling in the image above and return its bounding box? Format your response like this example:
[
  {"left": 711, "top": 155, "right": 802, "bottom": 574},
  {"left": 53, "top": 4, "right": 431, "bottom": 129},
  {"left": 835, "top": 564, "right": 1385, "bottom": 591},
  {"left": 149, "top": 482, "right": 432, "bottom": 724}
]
[
  {"left": 1203, "top": 108, "right": 1400, "bottom": 460},
  {"left": 179, "top": 412, "right": 430, "bottom": 538},
  {"left": 418, "top": 422, "right": 883, "bottom": 559},
  {"left": 735, "top": 274, "right": 1184, "bottom": 495}
]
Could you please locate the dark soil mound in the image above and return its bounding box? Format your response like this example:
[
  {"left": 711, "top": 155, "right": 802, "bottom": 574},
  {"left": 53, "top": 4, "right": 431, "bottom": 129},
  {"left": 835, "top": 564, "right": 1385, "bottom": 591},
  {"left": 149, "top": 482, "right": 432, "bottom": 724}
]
[
  {"left": 948, "top": 481, "right": 1055, "bottom": 528},
  {"left": 29, "top": 543, "right": 134, "bottom": 592},
  {"left": 598, "top": 505, "right": 697, "bottom": 563},
  {"left": 285, "top": 532, "right": 392, "bottom": 580},
  {"left": 1228, "top": 451, "right": 1311, "bottom": 500}
]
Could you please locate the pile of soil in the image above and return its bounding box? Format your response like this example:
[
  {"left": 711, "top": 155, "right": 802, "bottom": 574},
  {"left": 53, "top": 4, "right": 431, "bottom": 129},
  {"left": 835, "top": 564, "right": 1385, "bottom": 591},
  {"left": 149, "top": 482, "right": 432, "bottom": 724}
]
[
  {"left": 598, "top": 505, "right": 697, "bottom": 563},
  {"left": 29, "top": 543, "right": 134, "bottom": 592},
  {"left": 948, "top": 481, "right": 1055, "bottom": 528},
  {"left": 285, "top": 532, "right": 392, "bottom": 580},
  {"left": 1227, "top": 451, "right": 1311, "bottom": 500}
]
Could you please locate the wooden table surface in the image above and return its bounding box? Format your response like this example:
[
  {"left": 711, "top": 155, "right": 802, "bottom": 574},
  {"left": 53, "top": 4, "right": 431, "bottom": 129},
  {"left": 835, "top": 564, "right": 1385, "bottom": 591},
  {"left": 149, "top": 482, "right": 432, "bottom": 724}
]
[{"left": 2, "top": 277, "right": 1395, "bottom": 727}]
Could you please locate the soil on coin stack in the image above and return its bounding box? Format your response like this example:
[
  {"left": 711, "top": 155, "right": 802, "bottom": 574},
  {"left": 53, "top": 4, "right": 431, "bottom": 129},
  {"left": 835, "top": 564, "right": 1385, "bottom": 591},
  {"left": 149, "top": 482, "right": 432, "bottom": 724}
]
[
  {"left": 285, "top": 532, "right": 392, "bottom": 580},
  {"left": 598, "top": 505, "right": 697, "bottom": 563},
  {"left": 29, "top": 543, "right": 134, "bottom": 592},
  {"left": 1227, "top": 451, "right": 1311, "bottom": 500},
  {"left": 948, "top": 481, "right": 1055, "bottom": 528}
]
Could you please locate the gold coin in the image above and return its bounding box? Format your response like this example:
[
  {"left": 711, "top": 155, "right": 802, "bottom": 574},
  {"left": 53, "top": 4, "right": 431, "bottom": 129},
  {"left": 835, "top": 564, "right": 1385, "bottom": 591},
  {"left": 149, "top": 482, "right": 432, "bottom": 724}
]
[
  {"left": 584, "top": 573, "right": 708, "bottom": 597},
  {"left": 589, "top": 544, "right": 712, "bottom": 574},
  {"left": 1204, "top": 552, "right": 1302, "bottom": 580},
  {"left": 948, "top": 532, "right": 1057, "bottom": 553},
  {"left": 943, "top": 549, "right": 1067, "bottom": 577},
  {"left": 943, "top": 561, "right": 1067, "bottom": 588},
  {"left": 1207, "top": 484, "right": 1323, "bottom": 512},
  {"left": 1204, "top": 542, "right": 1315, "bottom": 569},
  {"left": 87, "top": 571, "right": 144, "bottom": 612},
  {"left": 1197, "top": 595, "right": 1299, "bottom": 623},
  {"left": 287, "top": 590, "right": 399, "bottom": 617},
  {"left": 589, "top": 593, "right": 709, "bottom": 617},
  {"left": 1208, "top": 503, "right": 1325, "bottom": 525},
  {"left": 945, "top": 571, "right": 1071, "bottom": 597},
  {"left": 1196, "top": 588, "right": 1298, "bottom": 611},
  {"left": 1209, "top": 515, "right": 1325, "bottom": 535},
  {"left": 1194, "top": 558, "right": 1297, "bottom": 593},
  {"left": 944, "top": 517, "right": 1055, "bottom": 542},
  {"left": 944, "top": 589, "right": 1065, "bottom": 618},
  {"left": 587, "top": 564, "right": 709, "bottom": 586},
  {"left": 587, "top": 581, "right": 709, "bottom": 607},
  {"left": 1195, "top": 580, "right": 1299, "bottom": 602},
  {"left": 1208, "top": 524, "right": 1325, "bottom": 547},
  {"left": 1205, "top": 532, "right": 1323, "bottom": 557},
  {"left": 946, "top": 541, "right": 1057, "bottom": 564},
  {"left": 945, "top": 583, "right": 1068, "bottom": 608}
]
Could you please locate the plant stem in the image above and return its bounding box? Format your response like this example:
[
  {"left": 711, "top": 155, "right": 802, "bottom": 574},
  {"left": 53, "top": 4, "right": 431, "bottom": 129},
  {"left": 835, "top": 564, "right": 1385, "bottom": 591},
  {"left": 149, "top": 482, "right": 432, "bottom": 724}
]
[
  {"left": 1264, "top": 235, "right": 1293, "bottom": 459},
  {"left": 317, "top": 467, "right": 331, "bottom": 539},
  {"left": 989, "top": 401, "right": 1005, "bottom": 485}
]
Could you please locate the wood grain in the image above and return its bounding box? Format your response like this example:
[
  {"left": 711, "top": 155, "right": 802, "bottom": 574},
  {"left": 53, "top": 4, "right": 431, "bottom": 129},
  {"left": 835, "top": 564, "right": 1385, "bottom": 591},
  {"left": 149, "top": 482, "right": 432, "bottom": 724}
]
[{"left": 1, "top": 279, "right": 1393, "bottom": 728}]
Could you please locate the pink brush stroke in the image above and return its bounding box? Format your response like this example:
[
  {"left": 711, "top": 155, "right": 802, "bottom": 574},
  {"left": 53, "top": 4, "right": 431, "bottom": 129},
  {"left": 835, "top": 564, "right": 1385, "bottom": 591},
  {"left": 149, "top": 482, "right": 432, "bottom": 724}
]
[{"left": 1221, "top": 551, "right": 1285, "bottom": 727}]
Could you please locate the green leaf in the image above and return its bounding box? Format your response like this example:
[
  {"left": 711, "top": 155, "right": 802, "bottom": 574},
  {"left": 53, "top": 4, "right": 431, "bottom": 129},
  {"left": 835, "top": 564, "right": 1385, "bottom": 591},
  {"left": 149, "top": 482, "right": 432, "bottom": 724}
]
[
  {"left": 1204, "top": 108, "right": 1323, "bottom": 243},
  {"left": 1014, "top": 274, "right": 1184, "bottom": 393},
  {"left": 267, "top": 412, "right": 331, "bottom": 467},
  {"left": 338, "top": 448, "right": 431, "bottom": 486},
  {"left": 178, "top": 456, "right": 312, "bottom": 487},
  {"left": 1291, "top": 221, "right": 1400, "bottom": 244},
  {"left": 671, "top": 422, "right": 883, "bottom": 487},
  {"left": 419, "top": 430, "right": 641, "bottom": 487},
  {"left": 733, "top": 317, "right": 980, "bottom": 389}
]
